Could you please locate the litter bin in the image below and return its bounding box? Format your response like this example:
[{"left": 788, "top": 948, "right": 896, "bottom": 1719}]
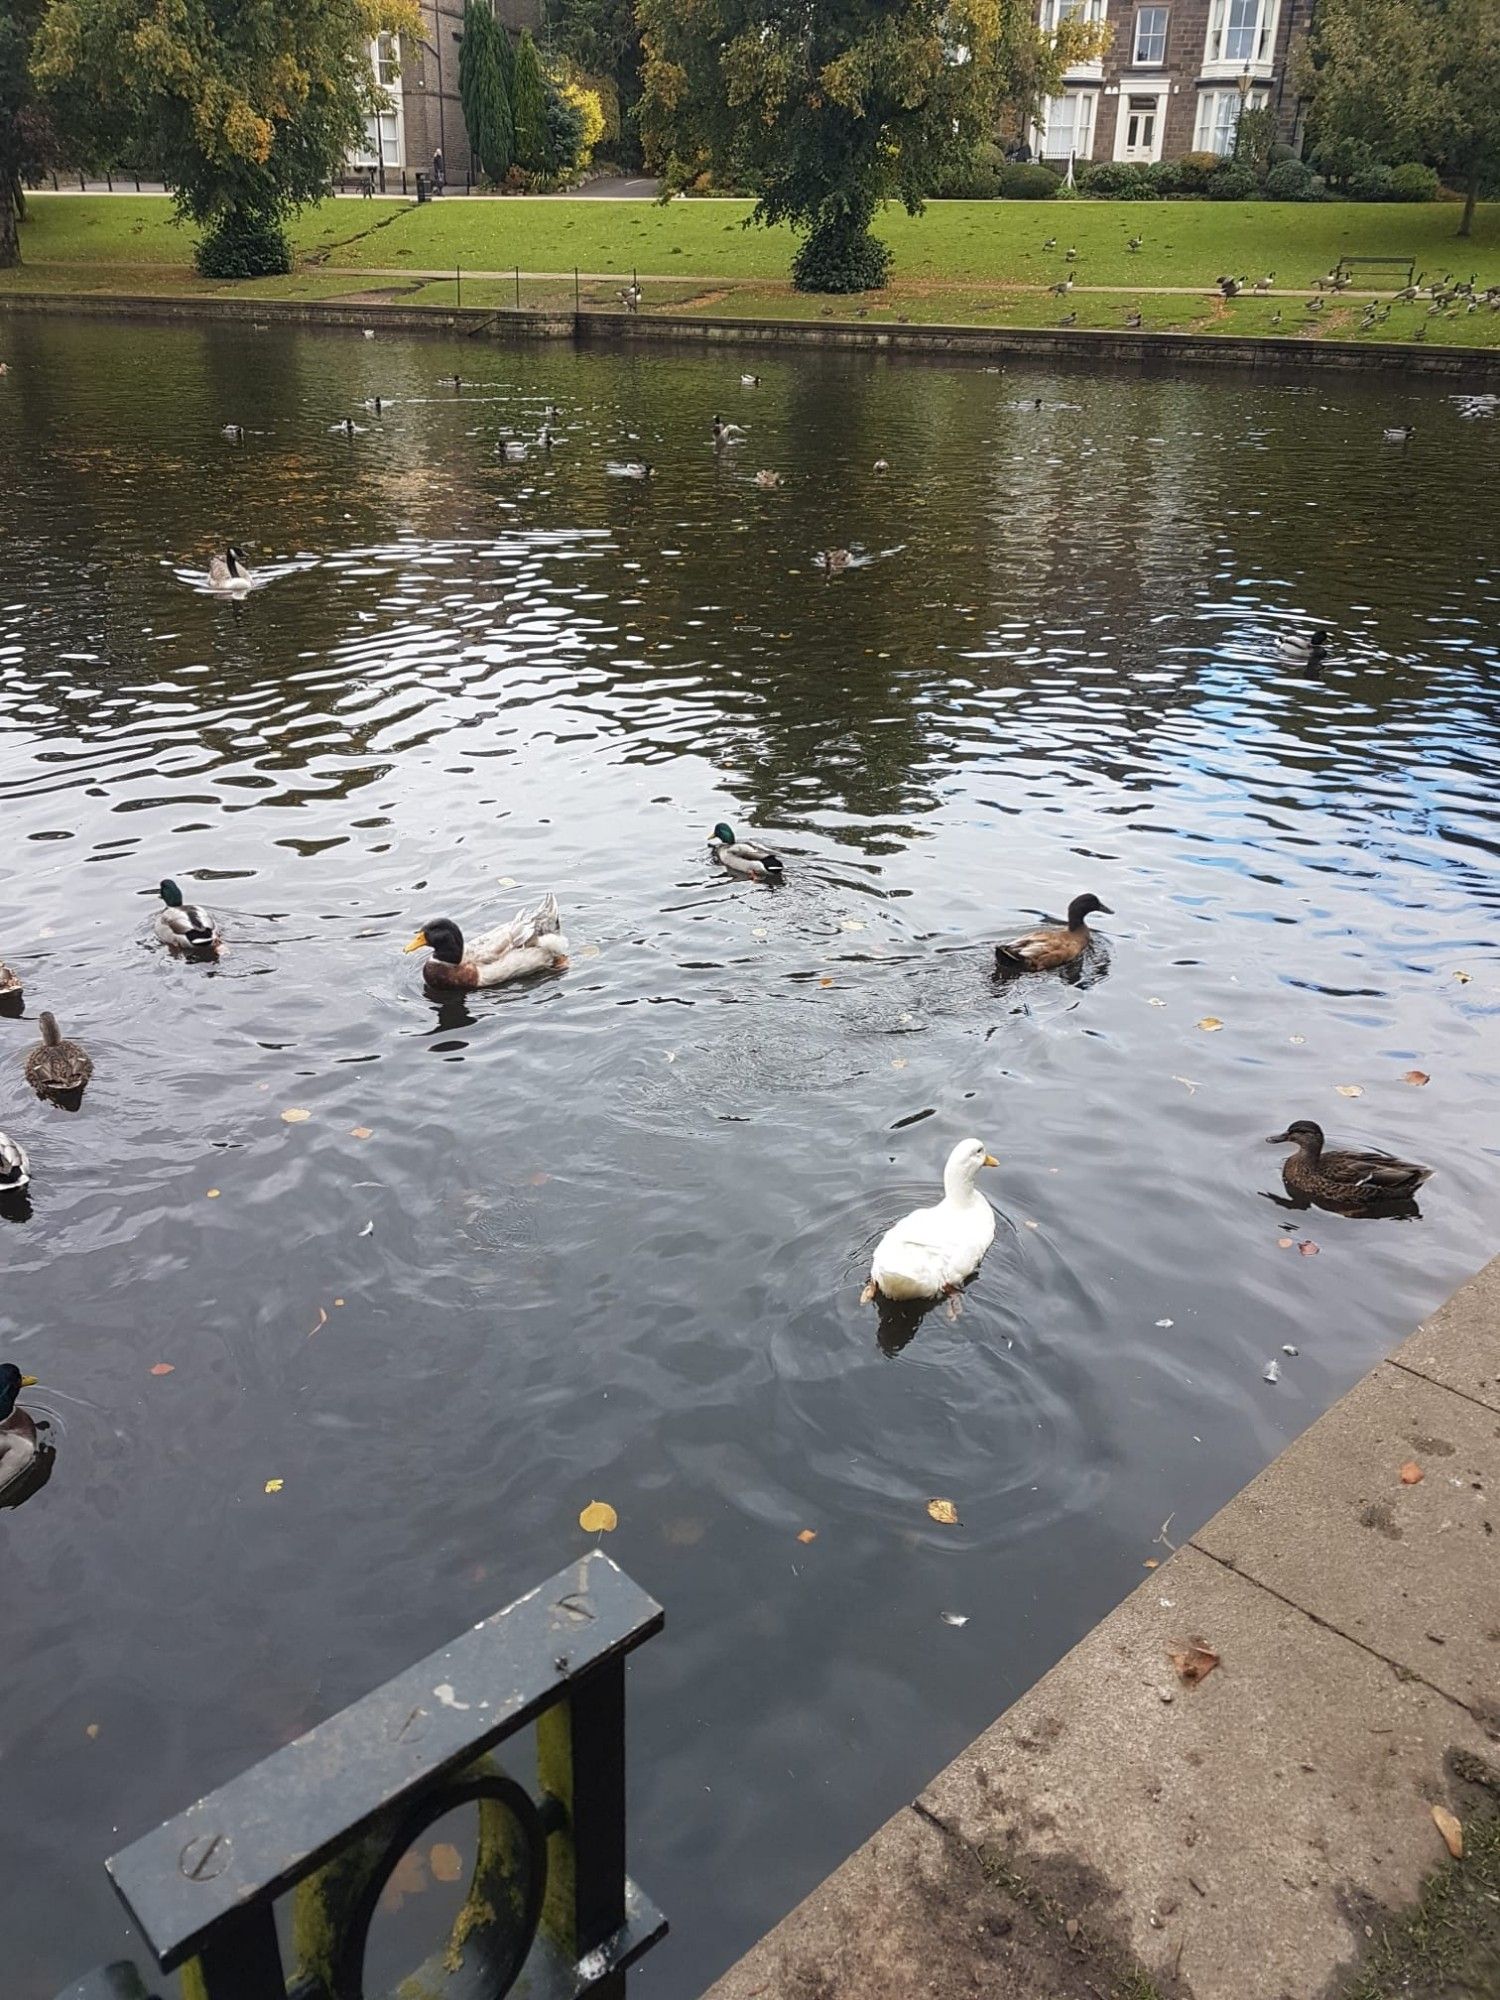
[{"left": 415, "top": 172, "right": 431, "bottom": 204}]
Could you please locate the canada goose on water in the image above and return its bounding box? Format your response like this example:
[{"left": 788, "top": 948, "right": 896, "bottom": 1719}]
[{"left": 207, "top": 547, "right": 255, "bottom": 593}]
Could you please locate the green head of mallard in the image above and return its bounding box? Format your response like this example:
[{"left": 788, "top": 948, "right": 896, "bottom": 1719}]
[
  {"left": 0, "top": 1365, "right": 37, "bottom": 1423},
  {"left": 160, "top": 878, "right": 184, "bottom": 908},
  {"left": 711, "top": 823, "right": 737, "bottom": 847}
]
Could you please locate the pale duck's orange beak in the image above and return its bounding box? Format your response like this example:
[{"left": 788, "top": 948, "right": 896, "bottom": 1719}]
[
  {"left": 982, "top": 1154, "right": 999, "bottom": 1168},
  {"left": 403, "top": 930, "right": 428, "bottom": 954}
]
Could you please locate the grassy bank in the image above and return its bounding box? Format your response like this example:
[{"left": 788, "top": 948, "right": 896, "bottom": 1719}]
[{"left": 6, "top": 192, "right": 1500, "bottom": 346}]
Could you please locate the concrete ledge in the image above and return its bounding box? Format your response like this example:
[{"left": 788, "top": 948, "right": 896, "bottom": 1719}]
[
  {"left": 700, "top": 1253, "right": 1500, "bottom": 2000},
  {"left": 2, "top": 289, "right": 1497, "bottom": 382}
]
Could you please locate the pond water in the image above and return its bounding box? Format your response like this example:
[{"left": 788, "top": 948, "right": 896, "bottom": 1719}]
[{"left": 1, "top": 316, "right": 1498, "bottom": 1998}]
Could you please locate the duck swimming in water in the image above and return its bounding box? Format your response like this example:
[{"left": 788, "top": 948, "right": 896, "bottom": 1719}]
[
  {"left": 709, "top": 823, "right": 784, "bottom": 882},
  {"left": 0, "top": 1364, "right": 49, "bottom": 1506},
  {"left": 155, "top": 878, "right": 220, "bottom": 954},
  {"left": 862, "top": 1139, "right": 1000, "bottom": 1304},
  {"left": 993, "top": 893, "right": 1111, "bottom": 974},
  {"left": 405, "top": 896, "right": 570, "bottom": 990},
  {"left": 206, "top": 547, "right": 254, "bottom": 593},
  {"left": 1267, "top": 1120, "right": 1432, "bottom": 1213},
  {"left": 25, "top": 1012, "right": 93, "bottom": 1104},
  {"left": 0, "top": 1131, "right": 30, "bottom": 1193}
]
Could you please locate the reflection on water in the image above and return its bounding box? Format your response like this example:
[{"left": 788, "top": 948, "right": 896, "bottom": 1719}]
[{"left": 1, "top": 318, "right": 1498, "bottom": 1999}]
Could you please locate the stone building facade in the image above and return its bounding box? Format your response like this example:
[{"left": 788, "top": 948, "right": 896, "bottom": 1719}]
[
  {"left": 1029, "top": 0, "right": 1312, "bottom": 167},
  {"left": 351, "top": 0, "right": 544, "bottom": 183}
]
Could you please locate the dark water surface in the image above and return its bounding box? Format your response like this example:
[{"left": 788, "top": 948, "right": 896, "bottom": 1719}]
[{"left": 1, "top": 317, "right": 1497, "bottom": 1996}]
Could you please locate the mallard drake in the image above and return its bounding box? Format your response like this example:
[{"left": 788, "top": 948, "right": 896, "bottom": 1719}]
[
  {"left": 994, "top": 892, "right": 1111, "bottom": 973},
  {"left": 0, "top": 1131, "right": 29, "bottom": 1192},
  {"left": 26, "top": 1012, "right": 93, "bottom": 1103},
  {"left": 405, "top": 896, "right": 569, "bottom": 990},
  {"left": 207, "top": 547, "right": 254, "bottom": 593},
  {"left": 1383, "top": 425, "right": 1415, "bottom": 443},
  {"left": 1278, "top": 627, "right": 1331, "bottom": 668},
  {"left": 155, "top": 878, "right": 220, "bottom": 953},
  {"left": 709, "top": 823, "right": 784, "bottom": 882},
  {"left": 0, "top": 1365, "right": 46, "bottom": 1504},
  {"left": 607, "top": 460, "right": 653, "bottom": 479},
  {"left": 740, "top": 373, "right": 761, "bottom": 386},
  {"left": 1267, "top": 1121, "right": 1432, "bottom": 1212},
  {"left": 861, "top": 1139, "right": 999, "bottom": 1303},
  {"left": 221, "top": 423, "right": 245, "bottom": 441}
]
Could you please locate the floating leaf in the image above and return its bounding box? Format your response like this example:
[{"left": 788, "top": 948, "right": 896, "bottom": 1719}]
[
  {"left": 839, "top": 918, "right": 866, "bottom": 932},
  {"left": 1334, "top": 1084, "right": 1364, "bottom": 1098},
  {"left": 264, "top": 1478, "right": 284, "bottom": 1494},
  {"left": 351, "top": 1125, "right": 373, "bottom": 1140},
  {"left": 927, "top": 1498, "right": 960, "bottom": 1525},
  {"left": 1278, "top": 1237, "right": 1295, "bottom": 1249},
  {"left": 1432, "top": 1806, "right": 1463, "bottom": 1859},
  {"left": 1403, "top": 1071, "right": 1430, "bottom": 1087},
  {"left": 1143, "top": 1558, "right": 1159, "bottom": 1569},
  {"left": 281, "top": 1107, "right": 312, "bottom": 1124},
  {"left": 579, "top": 1500, "right": 617, "bottom": 1533},
  {"left": 1289, "top": 1034, "right": 1306, "bottom": 1045},
  {"left": 891, "top": 1058, "right": 908, "bottom": 1070},
  {"left": 1172, "top": 1075, "right": 1198, "bottom": 1094},
  {"left": 498, "top": 876, "right": 518, "bottom": 888},
  {"left": 1166, "top": 1637, "right": 1220, "bottom": 1685},
  {"left": 380, "top": 1848, "right": 427, "bottom": 1912},
  {"left": 1156, "top": 1318, "right": 1174, "bottom": 1328},
  {"left": 206, "top": 1188, "right": 221, "bottom": 1199},
  {"left": 1147, "top": 997, "right": 1166, "bottom": 1008},
  {"left": 430, "top": 1842, "right": 464, "bottom": 1883},
  {"left": 818, "top": 976, "right": 834, "bottom": 988},
  {"left": 85, "top": 1722, "right": 100, "bottom": 1739},
  {"left": 150, "top": 1362, "right": 175, "bottom": 1377},
  {"left": 797, "top": 1528, "right": 817, "bottom": 1544},
  {"left": 940, "top": 1612, "right": 969, "bottom": 1627},
  {"left": 1196, "top": 1017, "right": 1223, "bottom": 1033},
  {"left": 1298, "top": 1240, "right": 1320, "bottom": 1257},
  {"left": 1399, "top": 1461, "right": 1424, "bottom": 1485},
  {"left": 1453, "top": 971, "right": 1471, "bottom": 985}
]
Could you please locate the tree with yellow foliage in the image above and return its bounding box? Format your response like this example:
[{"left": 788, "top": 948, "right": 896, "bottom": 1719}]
[
  {"left": 640, "top": 0, "right": 1103, "bottom": 291},
  {"left": 33, "top": 0, "right": 416, "bottom": 275}
]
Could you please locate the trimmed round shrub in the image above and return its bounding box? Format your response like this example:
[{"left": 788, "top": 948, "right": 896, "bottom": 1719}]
[
  {"left": 1146, "top": 159, "right": 1182, "bottom": 195},
  {"left": 1264, "top": 158, "right": 1324, "bottom": 202},
  {"left": 1347, "top": 163, "right": 1394, "bottom": 201},
  {"left": 1207, "top": 159, "right": 1259, "bottom": 200},
  {"left": 1078, "top": 159, "right": 1159, "bottom": 199},
  {"left": 1172, "top": 150, "right": 1222, "bottom": 196},
  {"left": 791, "top": 220, "right": 892, "bottom": 293},
  {"left": 1388, "top": 162, "right": 1439, "bottom": 202},
  {"left": 933, "top": 142, "right": 1004, "bottom": 199},
  {"left": 195, "top": 209, "right": 291, "bottom": 278},
  {"left": 998, "top": 161, "right": 1059, "bottom": 200}
]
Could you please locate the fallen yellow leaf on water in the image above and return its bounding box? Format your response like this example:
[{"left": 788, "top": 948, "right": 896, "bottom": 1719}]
[
  {"left": 1196, "top": 1018, "right": 1223, "bottom": 1033},
  {"left": 350, "top": 1125, "right": 373, "bottom": 1140},
  {"left": 85, "top": 1722, "right": 100, "bottom": 1740},
  {"left": 150, "top": 1362, "right": 175, "bottom": 1377},
  {"left": 264, "top": 1478, "right": 284, "bottom": 1494},
  {"left": 1399, "top": 1461, "right": 1424, "bottom": 1485},
  {"left": 1403, "top": 1071, "right": 1430, "bottom": 1087},
  {"left": 818, "top": 976, "right": 834, "bottom": 988},
  {"left": 281, "top": 1107, "right": 312, "bottom": 1124},
  {"left": 1299, "top": 1240, "right": 1320, "bottom": 1256},
  {"left": 1277, "top": 1237, "right": 1295, "bottom": 1249},
  {"left": 797, "top": 1528, "right": 817, "bottom": 1544},
  {"left": 206, "top": 1188, "right": 221, "bottom": 1199},
  {"left": 1335, "top": 1084, "right": 1364, "bottom": 1098},
  {"left": 927, "top": 1498, "right": 960, "bottom": 1526},
  {"left": 579, "top": 1500, "right": 618, "bottom": 1533},
  {"left": 1432, "top": 1805, "right": 1463, "bottom": 1859},
  {"left": 891, "top": 1058, "right": 908, "bottom": 1070},
  {"left": 429, "top": 1842, "right": 463, "bottom": 1883},
  {"left": 1143, "top": 1558, "right": 1159, "bottom": 1570}
]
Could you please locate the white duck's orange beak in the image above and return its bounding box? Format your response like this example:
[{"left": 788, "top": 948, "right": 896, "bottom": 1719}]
[
  {"left": 403, "top": 930, "right": 428, "bottom": 954},
  {"left": 982, "top": 1153, "right": 999, "bottom": 1168}
]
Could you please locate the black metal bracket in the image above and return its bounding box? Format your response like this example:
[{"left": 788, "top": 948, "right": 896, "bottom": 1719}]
[{"left": 60, "top": 1553, "right": 664, "bottom": 2000}]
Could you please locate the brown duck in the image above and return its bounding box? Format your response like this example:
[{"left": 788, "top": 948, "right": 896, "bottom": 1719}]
[
  {"left": 1267, "top": 1120, "right": 1432, "bottom": 1213},
  {"left": 0, "top": 961, "right": 21, "bottom": 1015},
  {"left": 994, "top": 893, "right": 1111, "bottom": 974},
  {"left": 25, "top": 1011, "right": 93, "bottom": 1104}
]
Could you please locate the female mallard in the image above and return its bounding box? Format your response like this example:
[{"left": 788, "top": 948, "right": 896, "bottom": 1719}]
[
  {"left": 0, "top": 1365, "right": 52, "bottom": 1508},
  {"left": 405, "top": 895, "right": 569, "bottom": 990},
  {"left": 0, "top": 960, "right": 21, "bottom": 1014},
  {"left": 994, "top": 893, "right": 1111, "bottom": 974},
  {"left": 0, "top": 1131, "right": 29, "bottom": 1193},
  {"left": 709, "top": 823, "right": 784, "bottom": 882},
  {"left": 207, "top": 547, "right": 254, "bottom": 594},
  {"left": 155, "top": 878, "right": 220, "bottom": 953},
  {"left": 861, "top": 1138, "right": 1000, "bottom": 1303},
  {"left": 1267, "top": 1121, "right": 1432, "bottom": 1213},
  {"left": 25, "top": 1012, "right": 93, "bottom": 1104}
]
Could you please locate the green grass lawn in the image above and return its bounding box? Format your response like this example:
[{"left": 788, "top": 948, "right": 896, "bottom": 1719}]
[{"left": 8, "top": 192, "right": 1500, "bottom": 344}]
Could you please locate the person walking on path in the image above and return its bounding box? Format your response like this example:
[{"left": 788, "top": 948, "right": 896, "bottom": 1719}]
[{"left": 432, "top": 148, "right": 445, "bottom": 195}]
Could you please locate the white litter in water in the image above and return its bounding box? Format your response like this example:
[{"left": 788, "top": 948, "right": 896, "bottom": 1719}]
[
  {"left": 940, "top": 1612, "right": 969, "bottom": 1628},
  {"left": 1282, "top": 1344, "right": 1299, "bottom": 1356},
  {"left": 1156, "top": 1318, "right": 1174, "bottom": 1328},
  {"left": 1263, "top": 1359, "right": 1282, "bottom": 1384}
]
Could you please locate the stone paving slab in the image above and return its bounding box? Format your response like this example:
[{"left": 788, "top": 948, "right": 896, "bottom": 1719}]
[
  {"left": 1194, "top": 1361, "right": 1500, "bottom": 1718},
  {"left": 1389, "top": 1253, "right": 1500, "bottom": 1415},
  {"left": 917, "top": 1546, "right": 1493, "bottom": 2000}
]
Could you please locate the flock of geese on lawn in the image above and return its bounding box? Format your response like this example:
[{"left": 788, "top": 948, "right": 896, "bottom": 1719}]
[{"left": 0, "top": 815, "right": 1436, "bottom": 1495}]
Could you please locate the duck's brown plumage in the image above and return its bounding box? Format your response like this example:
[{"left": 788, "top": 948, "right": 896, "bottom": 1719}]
[
  {"left": 25, "top": 1011, "right": 93, "bottom": 1101},
  {"left": 994, "top": 893, "right": 1111, "bottom": 973},
  {"left": 1269, "top": 1121, "right": 1432, "bottom": 1213}
]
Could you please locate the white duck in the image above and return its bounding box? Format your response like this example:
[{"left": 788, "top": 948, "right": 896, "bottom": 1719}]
[
  {"left": 0, "top": 1132, "right": 30, "bottom": 1194},
  {"left": 404, "top": 895, "right": 570, "bottom": 990},
  {"left": 862, "top": 1139, "right": 999, "bottom": 1304}
]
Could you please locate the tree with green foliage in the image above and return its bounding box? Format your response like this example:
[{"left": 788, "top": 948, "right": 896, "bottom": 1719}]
[
  {"left": 548, "top": 0, "right": 643, "bottom": 166},
  {"left": 1, "top": 0, "right": 54, "bottom": 267},
  {"left": 638, "top": 0, "right": 1099, "bottom": 292},
  {"left": 32, "top": 0, "right": 416, "bottom": 276},
  {"left": 1303, "top": 0, "right": 1500, "bottom": 237},
  {"left": 509, "top": 29, "right": 549, "bottom": 173},
  {"left": 458, "top": 0, "right": 512, "bottom": 182}
]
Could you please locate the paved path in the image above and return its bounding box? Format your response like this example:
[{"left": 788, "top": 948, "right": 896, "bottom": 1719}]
[{"left": 703, "top": 1253, "right": 1500, "bottom": 2000}]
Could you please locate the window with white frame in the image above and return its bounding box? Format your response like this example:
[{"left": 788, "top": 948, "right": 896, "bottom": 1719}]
[
  {"left": 1133, "top": 5, "right": 1168, "bottom": 61},
  {"left": 354, "top": 108, "right": 400, "bottom": 167},
  {"left": 1193, "top": 84, "right": 1266, "bottom": 153},
  {"left": 1206, "top": 0, "right": 1272, "bottom": 62},
  {"left": 1040, "top": 0, "right": 1107, "bottom": 34},
  {"left": 374, "top": 31, "right": 400, "bottom": 87},
  {"left": 1039, "top": 89, "right": 1098, "bottom": 159}
]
